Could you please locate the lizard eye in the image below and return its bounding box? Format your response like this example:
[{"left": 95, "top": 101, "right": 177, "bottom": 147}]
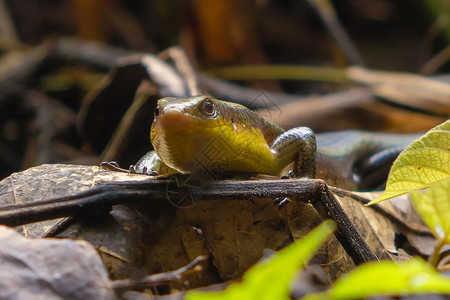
[
  {"left": 200, "top": 99, "right": 217, "bottom": 117},
  {"left": 154, "top": 105, "right": 160, "bottom": 117}
]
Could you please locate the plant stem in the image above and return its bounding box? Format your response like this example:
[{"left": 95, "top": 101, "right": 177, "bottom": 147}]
[{"left": 428, "top": 238, "right": 446, "bottom": 268}]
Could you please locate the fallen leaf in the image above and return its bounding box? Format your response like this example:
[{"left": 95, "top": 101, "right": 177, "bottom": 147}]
[
  {"left": 410, "top": 177, "right": 450, "bottom": 243},
  {"left": 369, "top": 119, "right": 450, "bottom": 205},
  {"left": 185, "top": 220, "right": 336, "bottom": 300}
]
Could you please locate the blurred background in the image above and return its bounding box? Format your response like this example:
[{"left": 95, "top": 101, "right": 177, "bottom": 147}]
[
  {"left": 0, "top": 0, "right": 449, "bottom": 180},
  {"left": 3, "top": 0, "right": 448, "bottom": 70}
]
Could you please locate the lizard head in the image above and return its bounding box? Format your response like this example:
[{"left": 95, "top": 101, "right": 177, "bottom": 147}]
[
  {"left": 150, "top": 95, "right": 282, "bottom": 175},
  {"left": 150, "top": 96, "right": 225, "bottom": 173}
]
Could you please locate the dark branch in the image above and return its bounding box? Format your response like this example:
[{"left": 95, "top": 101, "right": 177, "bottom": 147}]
[{"left": 0, "top": 176, "right": 378, "bottom": 265}]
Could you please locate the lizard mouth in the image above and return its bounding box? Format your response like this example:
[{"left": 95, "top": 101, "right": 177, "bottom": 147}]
[{"left": 157, "top": 109, "right": 191, "bottom": 128}]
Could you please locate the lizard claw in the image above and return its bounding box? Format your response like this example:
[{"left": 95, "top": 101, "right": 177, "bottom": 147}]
[
  {"left": 99, "top": 161, "right": 128, "bottom": 173},
  {"left": 129, "top": 165, "right": 158, "bottom": 176},
  {"left": 274, "top": 197, "right": 291, "bottom": 209},
  {"left": 128, "top": 165, "right": 158, "bottom": 176},
  {"left": 281, "top": 170, "right": 294, "bottom": 179}
]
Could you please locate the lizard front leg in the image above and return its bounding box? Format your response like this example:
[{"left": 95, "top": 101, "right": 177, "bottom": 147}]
[{"left": 271, "top": 127, "right": 317, "bottom": 178}]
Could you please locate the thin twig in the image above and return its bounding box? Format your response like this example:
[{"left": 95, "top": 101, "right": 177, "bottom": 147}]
[
  {"left": 306, "top": 0, "right": 365, "bottom": 66},
  {"left": 41, "top": 217, "right": 76, "bottom": 238},
  {"left": 330, "top": 187, "right": 433, "bottom": 236},
  {"left": 0, "top": 0, "right": 20, "bottom": 49},
  {"left": 311, "top": 184, "right": 379, "bottom": 265},
  {"left": 100, "top": 80, "right": 157, "bottom": 162},
  {"left": 420, "top": 45, "right": 450, "bottom": 75},
  {"left": 428, "top": 238, "right": 447, "bottom": 268},
  {"left": 112, "top": 255, "right": 208, "bottom": 293},
  {"left": 104, "top": 1, "right": 157, "bottom": 52},
  {"left": 54, "top": 38, "right": 136, "bottom": 69},
  {"left": 0, "top": 43, "right": 51, "bottom": 83},
  {"left": 418, "top": 14, "right": 449, "bottom": 68},
  {"left": 164, "top": 47, "right": 202, "bottom": 95}
]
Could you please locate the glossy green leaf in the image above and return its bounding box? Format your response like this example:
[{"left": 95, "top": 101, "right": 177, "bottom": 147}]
[
  {"left": 410, "top": 177, "right": 450, "bottom": 243},
  {"left": 303, "top": 257, "right": 450, "bottom": 300},
  {"left": 185, "top": 220, "right": 336, "bottom": 300},
  {"left": 369, "top": 119, "right": 450, "bottom": 205}
]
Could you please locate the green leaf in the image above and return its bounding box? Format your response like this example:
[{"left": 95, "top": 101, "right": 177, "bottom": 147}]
[
  {"left": 185, "top": 220, "right": 336, "bottom": 300},
  {"left": 368, "top": 119, "right": 450, "bottom": 205},
  {"left": 410, "top": 177, "right": 450, "bottom": 243},
  {"left": 303, "top": 257, "right": 450, "bottom": 300}
]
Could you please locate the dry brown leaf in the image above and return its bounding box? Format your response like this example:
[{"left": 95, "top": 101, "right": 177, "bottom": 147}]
[{"left": 347, "top": 67, "right": 450, "bottom": 116}]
